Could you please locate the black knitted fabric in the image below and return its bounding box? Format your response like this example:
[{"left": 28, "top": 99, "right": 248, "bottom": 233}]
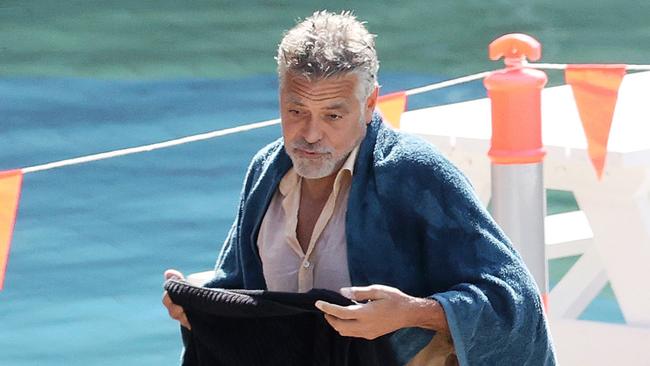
[{"left": 164, "top": 280, "right": 399, "bottom": 366}]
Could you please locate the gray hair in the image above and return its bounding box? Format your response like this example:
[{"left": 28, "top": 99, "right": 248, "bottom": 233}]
[{"left": 276, "top": 10, "right": 379, "bottom": 103}]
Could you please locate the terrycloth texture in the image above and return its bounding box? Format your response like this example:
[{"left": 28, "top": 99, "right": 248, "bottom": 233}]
[
  {"left": 205, "top": 114, "right": 556, "bottom": 365},
  {"left": 165, "top": 279, "right": 399, "bottom": 366}
]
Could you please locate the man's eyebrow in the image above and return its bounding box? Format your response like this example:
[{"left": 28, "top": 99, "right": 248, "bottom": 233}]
[
  {"left": 286, "top": 97, "right": 349, "bottom": 111},
  {"left": 324, "top": 101, "right": 349, "bottom": 110},
  {"left": 286, "top": 96, "right": 306, "bottom": 106}
]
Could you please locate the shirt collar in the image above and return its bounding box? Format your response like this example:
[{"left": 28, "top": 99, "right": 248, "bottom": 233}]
[{"left": 279, "top": 144, "right": 360, "bottom": 196}]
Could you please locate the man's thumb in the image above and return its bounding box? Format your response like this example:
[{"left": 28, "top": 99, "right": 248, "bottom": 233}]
[
  {"left": 164, "top": 269, "right": 185, "bottom": 281},
  {"left": 340, "top": 286, "right": 383, "bottom": 301}
]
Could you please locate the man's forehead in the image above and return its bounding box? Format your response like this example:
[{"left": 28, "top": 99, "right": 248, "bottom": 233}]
[
  {"left": 283, "top": 73, "right": 358, "bottom": 104},
  {"left": 287, "top": 97, "right": 349, "bottom": 111},
  {"left": 288, "top": 72, "right": 358, "bottom": 85}
]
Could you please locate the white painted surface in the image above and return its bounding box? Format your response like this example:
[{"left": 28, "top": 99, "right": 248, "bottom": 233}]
[
  {"left": 550, "top": 319, "right": 650, "bottom": 365},
  {"left": 545, "top": 211, "right": 593, "bottom": 259},
  {"left": 548, "top": 246, "right": 608, "bottom": 319}
]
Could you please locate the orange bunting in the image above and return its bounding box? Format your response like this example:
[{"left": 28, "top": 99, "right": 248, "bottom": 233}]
[
  {"left": 565, "top": 65, "right": 626, "bottom": 179},
  {"left": 377, "top": 92, "right": 407, "bottom": 129},
  {"left": 0, "top": 170, "right": 23, "bottom": 290}
]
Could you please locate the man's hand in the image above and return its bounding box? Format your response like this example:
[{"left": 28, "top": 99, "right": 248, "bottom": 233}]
[
  {"left": 162, "top": 269, "right": 191, "bottom": 330},
  {"left": 315, "top": 285, "right": 449, "bottom": 340}
]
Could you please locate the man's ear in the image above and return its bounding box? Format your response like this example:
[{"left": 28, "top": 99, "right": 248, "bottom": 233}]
[{"left": 365, "top": 86, "right": 379, "bottom": 124}]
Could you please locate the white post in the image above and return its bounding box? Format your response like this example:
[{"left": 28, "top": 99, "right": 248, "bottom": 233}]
[{"left": 491, "top": 163, "right": 547, "bottom": 296}]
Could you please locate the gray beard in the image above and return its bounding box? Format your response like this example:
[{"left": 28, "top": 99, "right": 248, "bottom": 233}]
[
  {"left": 286, "top": 116, "right": 366, "bottom": 179},
  {"left": 290, "top": 152, "right": 344, "bottom": 179}
]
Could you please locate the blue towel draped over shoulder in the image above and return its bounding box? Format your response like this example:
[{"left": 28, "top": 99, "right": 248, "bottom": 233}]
[{"left": 205, "top": 114, "right": 556, "bottom": 365}]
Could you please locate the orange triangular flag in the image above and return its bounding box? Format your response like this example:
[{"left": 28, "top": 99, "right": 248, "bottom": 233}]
[
  {"left": 377, "top": 91, "right": 407, "bottom": 129},
  {"left": 565, "top": 65, "right": 626, "bottom": 179},
  {"left": 0, "top": 170, "right": 23, "bottom": 290}
]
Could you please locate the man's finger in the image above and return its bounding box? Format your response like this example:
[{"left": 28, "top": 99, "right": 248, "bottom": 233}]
[
  {"left": 340, "top": 285, "right": 386, "bottom": 302},
  {"left": 324, "top": 314, "right": 357, "bottom": 335},
  {"left": 163, "top": 291, "right": 187, "bottom": 321},
  {"left": 162, "top": 291, "right": 173, "bottom": 307},
  {"left": 163, "top": 292, "right": 182, "bottom": 313},
  {"left": 180, "top": 313, "right": 192, "bottom": 330},
  {"left": 164, "top": 269, "right": 185, "bottom": 281},
  {"left": 169, "top": 304, "right": 185, "bottom": 320},
  {"left": 315, "top": 300, "right": 362, "bottom": 320}
]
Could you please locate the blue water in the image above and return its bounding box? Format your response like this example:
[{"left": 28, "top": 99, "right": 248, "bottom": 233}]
[{"left": 0, "top": 73, "right": 490, "bottom": 365}]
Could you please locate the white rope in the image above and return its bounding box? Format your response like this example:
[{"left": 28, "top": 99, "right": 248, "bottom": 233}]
[
  {"left": 16, "top": 62, "right": 650, "bottom": 175},
  {"left": 18, "top": 73, "right": 491, "bottom": 175},
  {"left": 529, "top": 63, "right": 567, "bottom": 70},
  {"left": 530, "top": 63, "right": 650, "bottom": 71},
  {"left": 404, "top": 71, "right": 492, "bottom": 96},
  {"left": 21, "top": 118, "right": 281, "bottom": 174},
  {"left": 620, "top": 65, "right": 650, "bottom": 70}
]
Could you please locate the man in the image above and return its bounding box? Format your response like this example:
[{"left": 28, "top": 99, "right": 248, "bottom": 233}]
[{"left": 163, "top": 11, "right": 556, "bottom": 365}]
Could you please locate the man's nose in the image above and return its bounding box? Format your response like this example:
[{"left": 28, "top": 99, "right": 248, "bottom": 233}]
[{"left": 301, "top": 118, "right": 322, "bottom": 144}]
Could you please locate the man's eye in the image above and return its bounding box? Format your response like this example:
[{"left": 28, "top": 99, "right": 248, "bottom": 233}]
[
  {"left": 288, "top": 109, "right": 300, "bottom": 115},
  {"left": 327, "top": 114, "right": 342, "bottom": 120}
]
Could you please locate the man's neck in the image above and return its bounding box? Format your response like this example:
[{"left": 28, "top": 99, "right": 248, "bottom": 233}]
[{"left": 301, "top": 174, "right": 336, "bottom": 202}]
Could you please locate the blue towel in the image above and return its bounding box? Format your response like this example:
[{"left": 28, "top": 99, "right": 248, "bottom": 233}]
[{"left": 205, "top": 113, "right": 556, "bottom": 365}]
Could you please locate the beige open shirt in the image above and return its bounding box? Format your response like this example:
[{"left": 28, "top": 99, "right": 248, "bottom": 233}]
[{"left": 257, "top": 145, "right": 455, "bottom": 365}]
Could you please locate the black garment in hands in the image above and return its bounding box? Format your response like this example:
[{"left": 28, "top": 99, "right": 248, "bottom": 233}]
[{"left": 164, "top": 280, "right": 399, "bottom": 366}]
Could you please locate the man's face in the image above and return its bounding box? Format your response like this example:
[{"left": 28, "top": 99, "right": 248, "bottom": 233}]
[{"left": 280, "top": 73, "right": 376, "bottom": 179}]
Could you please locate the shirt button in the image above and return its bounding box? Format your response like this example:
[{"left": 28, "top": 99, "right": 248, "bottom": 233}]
[{"left": 302, "top": 260, "right": 311, "bottom": 269}]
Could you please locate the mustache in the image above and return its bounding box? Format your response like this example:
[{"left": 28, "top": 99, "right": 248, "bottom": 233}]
[{"left": 290, "top": 139, "right": 334, "bottom": 154}]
